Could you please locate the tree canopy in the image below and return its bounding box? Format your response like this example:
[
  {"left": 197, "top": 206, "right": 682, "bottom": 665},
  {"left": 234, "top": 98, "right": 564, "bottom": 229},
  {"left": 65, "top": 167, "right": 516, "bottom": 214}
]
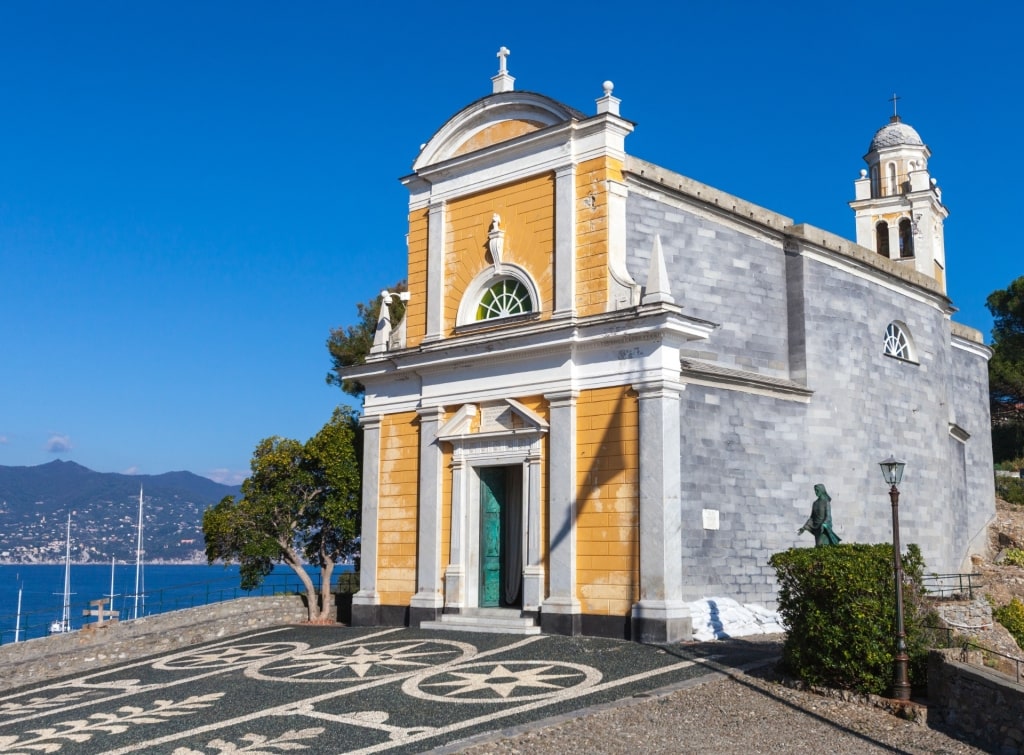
[
  {"left": 202, "top": 406, "right": 361, "bottom": 622},
  {"left": 987, "top": 276, "right": 1024, "bottom": 462},
  {"left": 326, "top": 280, "right": 407, "bottom": 398}
]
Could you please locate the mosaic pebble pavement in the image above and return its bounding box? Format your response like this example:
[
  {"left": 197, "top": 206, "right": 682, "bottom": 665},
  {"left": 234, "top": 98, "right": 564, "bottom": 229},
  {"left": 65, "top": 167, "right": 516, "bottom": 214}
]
[{"left": 0, "top": 626, "right": 774, "bottom": 754}]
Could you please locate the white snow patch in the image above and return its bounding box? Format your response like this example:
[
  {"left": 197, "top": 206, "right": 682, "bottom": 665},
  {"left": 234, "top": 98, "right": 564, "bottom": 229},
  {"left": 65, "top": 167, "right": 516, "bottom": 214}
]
[{"left": 688, "top": 597, "right": 785, "bottom": 641}]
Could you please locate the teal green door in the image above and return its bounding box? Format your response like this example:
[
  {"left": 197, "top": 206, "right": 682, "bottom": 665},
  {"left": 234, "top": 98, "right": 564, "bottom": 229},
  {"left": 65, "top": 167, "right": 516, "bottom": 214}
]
[{"left": 479, "top": 467, "right": 505, "bottom": 607}]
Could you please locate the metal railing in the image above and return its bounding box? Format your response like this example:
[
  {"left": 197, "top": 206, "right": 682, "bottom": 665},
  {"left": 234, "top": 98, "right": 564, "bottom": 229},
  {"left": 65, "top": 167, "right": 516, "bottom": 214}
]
[
  {"left": 924, "top": 625, "right": 1024, "bottom": 686},
  {"left": 921, "top": 573, "right": 983, "bottom": 599},
  {"left": 0, "top": 572, "right": 323, "bottom": 646},
  {"left": 960, "top": 639, "right": 1024, "bottom": 686}
]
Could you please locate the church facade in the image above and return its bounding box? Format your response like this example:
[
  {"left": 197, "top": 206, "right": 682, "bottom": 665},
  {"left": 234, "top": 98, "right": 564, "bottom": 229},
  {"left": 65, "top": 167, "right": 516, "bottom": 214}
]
[{"left": 346, "top": 51, "right": 995, "bottom": 642}]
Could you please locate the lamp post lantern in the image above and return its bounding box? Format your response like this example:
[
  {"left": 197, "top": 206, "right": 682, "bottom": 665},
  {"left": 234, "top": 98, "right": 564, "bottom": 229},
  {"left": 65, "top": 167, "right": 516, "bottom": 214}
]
[{"left": 879, "top": 455, "right": 910, "bottom": 701}]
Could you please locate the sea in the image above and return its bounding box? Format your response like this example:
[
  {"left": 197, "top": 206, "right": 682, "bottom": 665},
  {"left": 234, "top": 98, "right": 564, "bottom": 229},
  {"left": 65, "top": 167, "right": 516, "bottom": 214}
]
[{"left": 0, "top": 562, "right": 353, "bottom": 644}]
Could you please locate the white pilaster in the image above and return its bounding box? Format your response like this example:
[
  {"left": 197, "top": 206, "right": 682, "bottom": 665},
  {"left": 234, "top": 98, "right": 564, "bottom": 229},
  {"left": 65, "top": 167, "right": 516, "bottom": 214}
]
[
  {"left": 522, "top": 448, "right": 545, "bottom": 612},
  {"left": 553, "top": 165, "right": 577, "bottom": 318},
  {"left": 410, "top": 406, "right": 445, "bottom": 624},
  {"left": 425, "top": 201, "right": 446, "bottom": 342},
  {"left": 351, "top": 414, "right": 381, "bottom": 620},
  {"left": 632, "top": 381, "right": 690, "bottom": 643},
  {"left": 444, "top": 451, "right": 468, "bottom": 609},
  {"left": 542, "top": 390, "right": 581, "bottom": 633}
]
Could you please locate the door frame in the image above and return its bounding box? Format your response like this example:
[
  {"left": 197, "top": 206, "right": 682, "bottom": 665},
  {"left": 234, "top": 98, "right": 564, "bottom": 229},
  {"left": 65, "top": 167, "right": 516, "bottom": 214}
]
[{"left": 436, "top": 400, "right": 547, "bottom": 614}]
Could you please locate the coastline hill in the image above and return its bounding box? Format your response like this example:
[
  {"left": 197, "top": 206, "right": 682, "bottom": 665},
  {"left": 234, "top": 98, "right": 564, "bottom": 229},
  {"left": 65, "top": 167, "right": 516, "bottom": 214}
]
[{"left": 0, "top": 460, "right": 242, "bottom": 564}]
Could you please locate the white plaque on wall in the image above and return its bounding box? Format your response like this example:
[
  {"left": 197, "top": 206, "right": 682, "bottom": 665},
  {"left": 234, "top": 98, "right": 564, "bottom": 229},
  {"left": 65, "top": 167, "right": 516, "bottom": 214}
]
[{"left": 702, "top": 509, "right": 720, "bottom": 530}]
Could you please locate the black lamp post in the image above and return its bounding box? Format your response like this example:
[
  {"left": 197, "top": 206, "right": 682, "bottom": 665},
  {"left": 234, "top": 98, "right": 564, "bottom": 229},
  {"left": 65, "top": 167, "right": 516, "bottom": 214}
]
[{"left": 879, "top": 455, "right": 910, "bottom": 701}]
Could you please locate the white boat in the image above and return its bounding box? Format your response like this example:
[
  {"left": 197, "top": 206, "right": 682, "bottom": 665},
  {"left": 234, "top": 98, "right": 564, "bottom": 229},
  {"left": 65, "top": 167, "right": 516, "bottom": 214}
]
[{"left": 48, "top": 513, "right": 74, "bottom": 635}]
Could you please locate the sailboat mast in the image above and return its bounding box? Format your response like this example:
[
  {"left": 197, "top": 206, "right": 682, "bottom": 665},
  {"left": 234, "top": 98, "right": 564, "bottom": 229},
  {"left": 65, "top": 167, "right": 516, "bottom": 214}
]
[
  {"left": 14, "top": 580, "right": 22, "bottom": 643},
  {"left": 133, "top": 486, "right": 143, "bottom": 620},
  {"left": 108, "top": 556, "right": 117, "bottom": 618},
  {"left": 61, "top": 513, "right": 71, "bottom": 632}
]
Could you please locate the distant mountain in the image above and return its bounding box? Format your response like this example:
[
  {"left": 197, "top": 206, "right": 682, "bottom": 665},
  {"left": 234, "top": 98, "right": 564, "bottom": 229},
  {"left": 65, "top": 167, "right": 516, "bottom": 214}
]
[{"left": 0, "top": 460, "right": 242, "bottom": 564}]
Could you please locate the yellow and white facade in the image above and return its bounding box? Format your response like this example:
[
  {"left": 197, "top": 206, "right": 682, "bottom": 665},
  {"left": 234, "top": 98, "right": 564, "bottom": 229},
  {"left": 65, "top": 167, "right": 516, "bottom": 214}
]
[{"left": 347, "top": 55, "right": 714, "bottom": 642}]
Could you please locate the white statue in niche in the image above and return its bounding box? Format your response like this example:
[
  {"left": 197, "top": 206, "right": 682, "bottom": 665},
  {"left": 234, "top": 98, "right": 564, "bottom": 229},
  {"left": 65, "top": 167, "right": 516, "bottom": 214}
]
[{"left": 488, "top": 213, "right": 505, "bottom": 268}]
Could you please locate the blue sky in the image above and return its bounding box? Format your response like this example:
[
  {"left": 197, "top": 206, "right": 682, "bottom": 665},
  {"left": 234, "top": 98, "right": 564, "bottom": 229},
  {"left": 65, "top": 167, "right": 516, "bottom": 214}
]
[{"left": 1, "top": 2, "right": 1019, "bottom": 483}]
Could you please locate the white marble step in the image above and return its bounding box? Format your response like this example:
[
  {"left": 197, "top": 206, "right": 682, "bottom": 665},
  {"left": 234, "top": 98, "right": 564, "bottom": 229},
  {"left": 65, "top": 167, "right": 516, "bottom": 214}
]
[{"left": 420, "top": 611, "right": 541, "bottom": 635}]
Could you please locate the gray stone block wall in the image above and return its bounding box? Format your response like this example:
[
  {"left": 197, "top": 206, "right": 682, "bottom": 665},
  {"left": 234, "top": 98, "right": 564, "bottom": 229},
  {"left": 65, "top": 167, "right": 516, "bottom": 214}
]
[
  {"left": 626, "top": 192, "right": 790, "bottom": 377},
  {"left": 625, "top": 186, "right": 995, "bottom": 605},
  {"left": 797, "top": 254, "right": 977, "bottom": 574},
  {"left": 949, "top": 339, "right": 998, "bottom": 567},
  {"left": 678, "top": 385, "right": 808, "bottom": 608}
]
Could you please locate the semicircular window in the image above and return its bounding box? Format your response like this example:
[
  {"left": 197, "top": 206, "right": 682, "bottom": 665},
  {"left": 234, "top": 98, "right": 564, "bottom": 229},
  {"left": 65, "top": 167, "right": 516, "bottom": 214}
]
[
  {"left": 883, "top": 322, "right": 913, "bottom": 360},
  {"left": 476, "top": 278, "right": 533, "bottom": 320}
]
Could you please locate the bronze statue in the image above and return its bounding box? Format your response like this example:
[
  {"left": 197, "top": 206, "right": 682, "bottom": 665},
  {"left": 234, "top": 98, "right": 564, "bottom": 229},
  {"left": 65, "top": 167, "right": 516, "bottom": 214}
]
[{"left": 798, "top": 483, "right": 841, "bottom": 546}]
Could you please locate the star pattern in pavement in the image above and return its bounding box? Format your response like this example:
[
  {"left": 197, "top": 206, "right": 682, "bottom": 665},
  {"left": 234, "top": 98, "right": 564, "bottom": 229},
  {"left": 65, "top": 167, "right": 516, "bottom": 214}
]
[
  {"left": 421, "top": 662, "right": 586, "bottom": 699},
  {"left": 248, "top": 640, "right": 467, "bottom": 682}
]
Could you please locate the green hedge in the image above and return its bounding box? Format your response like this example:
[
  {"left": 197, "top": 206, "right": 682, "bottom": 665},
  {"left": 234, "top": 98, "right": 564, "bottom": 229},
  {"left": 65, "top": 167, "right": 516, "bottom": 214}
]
[
  {"left": 769, "top": 543, "right": 934, "bottom": 696},
  {"left": 994, "top": 598, "right": 1024, "bottom": 649},
  {"left": 995, "top": 476, "right": 1024, "bottom": 506}
]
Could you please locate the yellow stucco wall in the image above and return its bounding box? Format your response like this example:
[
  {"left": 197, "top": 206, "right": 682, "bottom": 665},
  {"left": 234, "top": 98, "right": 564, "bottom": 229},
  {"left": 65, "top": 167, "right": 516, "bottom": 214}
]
[
  {"left": 575, "top": 385, "right": 639, "bottom": 616},
  {"left": 444, "top": 174, "right": 555, "bottom": 334},
  {"left": 453, "top": 119, "right": 546, "bottom": 157},
  {"left": 575, "top": 157, "right": 622, "bottom": 317},
  {"left": 405, "top": 208, "right": 429, "bottom": 348},
  {"left": 378, "top": 411, "right": 419, "bottom": 605}
]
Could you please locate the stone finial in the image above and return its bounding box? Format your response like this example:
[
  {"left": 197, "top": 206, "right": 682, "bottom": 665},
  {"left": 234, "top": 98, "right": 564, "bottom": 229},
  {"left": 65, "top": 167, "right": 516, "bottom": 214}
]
[
  {"left": 596, "top": 80, "right": 620, "bottom": 116},
  {"left": 492, "top": 46, "right": 515, "bottom": 94},
  {"left": 642, "top": 234, "right": 675, "bottom": 306}
]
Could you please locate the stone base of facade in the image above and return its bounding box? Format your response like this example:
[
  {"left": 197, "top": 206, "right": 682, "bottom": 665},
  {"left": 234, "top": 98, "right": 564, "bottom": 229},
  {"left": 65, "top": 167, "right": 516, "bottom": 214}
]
[
  {"left": 350, "top": 603, "right": 410, "bottom": 628},
  {"left": 541, "top": 611, "right": 581, "bottom": 636},
  {"left": 581, "top": 613, "right": 633, "bottom": 640},
  {"left": 631, "top": 614, "right": 692, "bottom": 644},
  {"left": 409, "top": 604, "right": 442, "bottom": 627}
]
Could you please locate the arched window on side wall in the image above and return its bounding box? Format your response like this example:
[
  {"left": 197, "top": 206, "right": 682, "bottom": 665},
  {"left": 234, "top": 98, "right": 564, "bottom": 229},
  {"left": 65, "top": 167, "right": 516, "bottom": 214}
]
[
  {"left": 876, "top": 222, "right": 890, "bottom": 257},
  {"left": 883, "top": 321, "right": 916, "bottom": 362},
  {"left": 899, "top": 219, "right": 915, "bottom": 258}
]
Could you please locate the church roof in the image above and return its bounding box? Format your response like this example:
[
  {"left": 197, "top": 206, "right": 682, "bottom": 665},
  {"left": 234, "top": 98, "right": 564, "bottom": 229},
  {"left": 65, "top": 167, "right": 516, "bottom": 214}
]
[{"left": 869, "top": 118, "right": 924, "bottom": 152}]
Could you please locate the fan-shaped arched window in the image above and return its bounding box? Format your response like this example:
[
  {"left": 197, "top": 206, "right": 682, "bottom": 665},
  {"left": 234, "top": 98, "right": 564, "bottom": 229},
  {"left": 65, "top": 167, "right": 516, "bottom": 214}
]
[
  {"left": 456, "top": 265, "right": 541, "bottom": 328},
  {"left": 883, "top": 322, "right": 915, "bottom": 362},
  {"left": 476, "top": 278, "right": 533, "bottom": 320},
  {"left": 876, "top": 221, "right": 890, "bottom": 257}
]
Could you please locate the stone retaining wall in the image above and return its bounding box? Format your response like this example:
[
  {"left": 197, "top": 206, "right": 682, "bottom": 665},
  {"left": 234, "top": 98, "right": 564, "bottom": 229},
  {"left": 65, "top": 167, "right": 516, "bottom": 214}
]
[
  {"left": 928, "top": 648, "right": 1024, "bottom": 754},
  {"left": 0, "top": 595, "right": 310, "bottom": 692},
  {"left": 932, "top": 598, "right": 994, "bottom": 633}
]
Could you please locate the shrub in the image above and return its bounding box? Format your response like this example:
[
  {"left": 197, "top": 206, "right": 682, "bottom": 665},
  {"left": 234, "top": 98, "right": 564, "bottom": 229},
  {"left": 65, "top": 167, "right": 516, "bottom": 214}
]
[
  {"left": 994, "top": 598, "right": 1024, "bottom": 649},
  {"left": 1004, "top": 549, "right": 1024, "bottom": 568},
  {"left": 769, "top": 543, "right": 931, "bottom": 696},
  {"left": 995, "top": 476, "right": 1024, "bottom": 507}
]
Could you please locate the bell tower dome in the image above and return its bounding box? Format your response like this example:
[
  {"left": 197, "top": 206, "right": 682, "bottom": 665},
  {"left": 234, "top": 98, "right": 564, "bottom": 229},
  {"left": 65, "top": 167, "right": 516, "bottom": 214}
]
[{"left": 850, "top": 98, "right": 949, "bottom": 292}]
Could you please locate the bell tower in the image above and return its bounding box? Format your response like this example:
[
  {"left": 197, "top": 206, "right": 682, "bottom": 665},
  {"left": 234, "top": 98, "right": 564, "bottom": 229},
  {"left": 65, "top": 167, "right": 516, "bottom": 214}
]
[{"left": 850, "top": 96, "right": 949, "bottom": 292}]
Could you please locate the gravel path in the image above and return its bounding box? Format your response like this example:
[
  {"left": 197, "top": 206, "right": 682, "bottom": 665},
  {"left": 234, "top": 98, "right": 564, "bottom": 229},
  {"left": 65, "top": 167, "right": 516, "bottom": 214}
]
[{"left": 446, "top": 639, "right": 988, "bottom": 755}]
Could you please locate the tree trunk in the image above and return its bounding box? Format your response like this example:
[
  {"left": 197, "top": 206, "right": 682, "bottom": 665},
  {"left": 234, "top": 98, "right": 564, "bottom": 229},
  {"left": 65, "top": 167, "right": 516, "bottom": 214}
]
[
  {"left": 317, "top": 558, "right": 336, "bottom": 623},
  {"left": 279, "top": 545, "right": 318, "bottom": 622}
]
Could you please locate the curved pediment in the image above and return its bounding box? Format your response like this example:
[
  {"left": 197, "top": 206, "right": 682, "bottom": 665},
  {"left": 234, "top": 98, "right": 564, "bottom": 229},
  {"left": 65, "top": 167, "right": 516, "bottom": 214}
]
[{"left": 413, "top": 92, "right": 583, "bottom": 171}]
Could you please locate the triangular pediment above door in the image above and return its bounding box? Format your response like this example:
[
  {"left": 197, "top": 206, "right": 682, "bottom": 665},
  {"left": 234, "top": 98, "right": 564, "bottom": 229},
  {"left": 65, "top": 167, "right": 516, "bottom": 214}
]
[{"left": 436, "top": 398, "right": 548, "bottom": 442}]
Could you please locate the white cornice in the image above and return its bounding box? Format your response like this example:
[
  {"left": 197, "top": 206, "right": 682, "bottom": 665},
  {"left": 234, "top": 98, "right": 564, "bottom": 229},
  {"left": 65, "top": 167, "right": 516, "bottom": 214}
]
[
  {"left": 784, "top": 227, "right": 950, "bottom": 312},
  {"left": 951, "top": 332, "right": 992, "bottom": 360}
]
